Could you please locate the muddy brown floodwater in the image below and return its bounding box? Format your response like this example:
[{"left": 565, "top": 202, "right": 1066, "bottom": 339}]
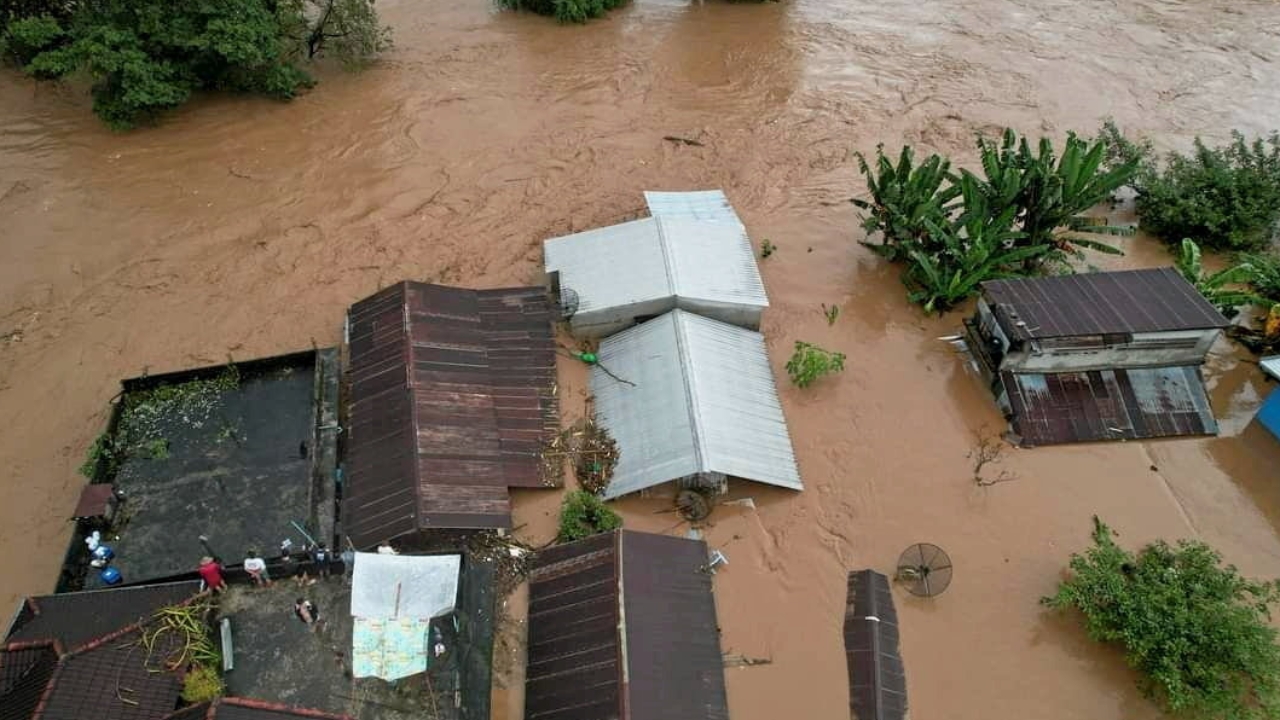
[{"left": 4, "top": 0, "right": 1280, "bottom": 718}]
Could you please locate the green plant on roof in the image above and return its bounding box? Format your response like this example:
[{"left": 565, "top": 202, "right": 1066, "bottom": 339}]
[
  {"left": 557, "top": 489, "right": 622, "bottom": 542},
  {"left": 785, "top": 341, "right": 845, "bottom": 389},
  {"left": 1044, "top": 517, "right": 1280, "bottom": 720},
  {"left": 181, "top": 664, "right": 225, "bottom": 703}
]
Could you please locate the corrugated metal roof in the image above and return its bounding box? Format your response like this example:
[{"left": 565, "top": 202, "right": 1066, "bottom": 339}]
[
  {"left": 982, "top": 268, "right": 1229, "bottom": 341},
  {"left": 644, "top": 190, "right": 743, "bottom": 224},
  {"left": 525, "top": 530, "right": 728, "bottom": 720},
  {"left": 593, "top": 310, "right": 801, "bottom": 498},
  {"left": 6, "top": 581, "right": 202, "bottom": 652},
  {"left": 1261, "top": 356, "right": 1280, "bottom": 381},
  {"left": 1001, "top": 366, "right": 1218, "bottom": 446},
  {"left": 543, "top": 192, "right": 767, "bottom": 337},
  {"left": 844, "top": 570, "right": 907, "bottom": 720},
  {"left": 345, "top": 282, "right": 558, "bottom": 545}
]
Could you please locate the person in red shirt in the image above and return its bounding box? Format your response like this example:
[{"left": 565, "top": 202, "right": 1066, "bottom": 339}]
[{"left": 197, "top": 556, "right": 226, "bottom": 593}]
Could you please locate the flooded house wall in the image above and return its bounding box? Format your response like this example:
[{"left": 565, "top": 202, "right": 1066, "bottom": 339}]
[{"left": 1005, "top": 329, "right": 1218, "bottom": 372}]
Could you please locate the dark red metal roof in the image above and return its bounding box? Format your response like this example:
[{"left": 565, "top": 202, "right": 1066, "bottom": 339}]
[
  {"left": 6, "top": 582, "right": 202, "bottom": 653},
  {"left": 981, "top": 268, "right": 1228, "bottom": 341},
  {"left": 71, "top": 484, "right": 116, "bottom": 519},
  {"left": 345, "top": 282, "right": 558, "bottom": 546},
  {"left": 1001, "top": 366, "right": 1218, "bottom": 446},
  {"left": 844, "top": 570, "right": 906, "bottom": 720},
  {"left": 525, "top": 530, "right": 729, "bottom": 720},
  {"left": 36, "top": 625, "right": 184, "bottom": 720}
]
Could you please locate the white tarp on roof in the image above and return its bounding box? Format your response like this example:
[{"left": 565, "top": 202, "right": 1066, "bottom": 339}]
[
  {"left": 350, "top": 552, "right": 460, "bottom": 619},
  {"left": 543, "top": 191, "right": 768, "bottom": 338},
  {"left": 593, "top": 310, "right": 802, "bottom": 498}
]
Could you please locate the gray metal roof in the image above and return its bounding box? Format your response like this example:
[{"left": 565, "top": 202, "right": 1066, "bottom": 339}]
[
  {"left": 543, "top": 191, "right": 768, "bottom": 336},
  {"left": 592, "top": 310, "right": 801, "bottom": 498},
  {"left": 1262, "top": 356, "right": 1280, "bottom": 381}
]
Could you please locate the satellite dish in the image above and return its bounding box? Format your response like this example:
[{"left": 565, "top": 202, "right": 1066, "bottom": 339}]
[
  {"left": 557, "top": 287, "right": 580, "bottom": 320},
  {"left": 894, "top": 543, "right": 953, "bottom": 597}
]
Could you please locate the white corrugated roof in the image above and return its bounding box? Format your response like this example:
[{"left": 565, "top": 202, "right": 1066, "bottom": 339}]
[
  {"left": 644, "top": 190, "right": 743, "bottom": 224},
  {"left": 593, "top": 310, "right": 801, "bottom": 498},
  {"left": 1263, "top": 356, "right": 1280, "bottom": 381},
  {"left": 543, "top": 191, "right": 768, "bottom": 330}
]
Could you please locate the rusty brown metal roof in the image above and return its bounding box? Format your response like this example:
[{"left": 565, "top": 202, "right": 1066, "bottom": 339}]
[
  {"left": 345, "top": 282, "right": 558, "bottom": 546},
  {"left": 1001, "top": 366, "right": 1218, "bottom": 446},
  {"left": 6, "top": 581, "right": 202, "bottom": 653},
  {"left": 844, "top": 570, "right": 906, "bottom": 720},
  {"left": 524, "top": 530, "right": 728, "bottom": 720},
  {"left": 981, "top": 268, "right": 1228, "bottom": 342}
]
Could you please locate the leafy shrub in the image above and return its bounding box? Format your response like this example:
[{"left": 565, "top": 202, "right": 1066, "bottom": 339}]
[
  {"left": 785, "top": 341, "right": 845, "bottom": 388},
  {"left": 1174, "top": 239, "right": 1266, "bottom": 316},
  {"left": 6, "top": 0, "right": 388, "bottom": 128},
  {"left": 854, "top": 129, "right": 1136, "bottom": 312},
  {"left": 1135, "top": 132, "right": 1280, "bottom": 251},
  {"left": 496, "top": 0, "right": 628, "bottom": 23},
  {"left": 557, "top": 490, "right": 622, "bottom": 542},
  {"left": 181, "top": 664, "right": 225, "bottom": 704},
  {"left": 1044, "top": 517, "right": 1280, "bottom": 720}
]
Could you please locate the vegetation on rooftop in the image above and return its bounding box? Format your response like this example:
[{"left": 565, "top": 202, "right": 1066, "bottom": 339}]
[
  {"left": 557, "top": 489, "right": 622, "bottom": 542},
  {"left": 495, "top": 0, "right": 627, "bottom": 24},
  {"left": 854, "top": 129, "right": 1137, "bottom": 313},
  {"left": 1044, "top": 518, "right": 1280, "bottom": 720},
  {"left": 1098, "top": 121, "right": 1280, "bottom": 252},
  {"left": 785, "top": 341, "right": 845, "bottom": 388},
  {"left": 0, "top": 0, "right": 390, "bottom": 129},
  {"left": 78, "top": 366, "right": 240, "bottom": 479}
]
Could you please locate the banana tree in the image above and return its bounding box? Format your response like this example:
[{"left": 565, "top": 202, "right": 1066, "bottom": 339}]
[
  {"left": 853, "top": 144, "right": 960, "bottom": 260},
  {"left": 1175, "top": 238, "right": 1267, "bottom": 316},
  {"left": 970, "top": 129, "right": 1138, "bottom": 265}
]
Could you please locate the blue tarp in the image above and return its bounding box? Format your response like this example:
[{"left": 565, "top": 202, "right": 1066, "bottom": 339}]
[{"left": 1258, "top": 390, "right": 1280, "bottom": 441}]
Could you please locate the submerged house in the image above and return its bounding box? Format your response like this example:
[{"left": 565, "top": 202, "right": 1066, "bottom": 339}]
[
  {"left": 592, "top": 309, "right": 801, "bottom": 499},
  {"left": 344, "top": 282, "right": 559, "bottom": 546},
  {"left": 964, "top": 268, "right": 1230, "bottom": 446},
  {"left": 524, "top": 530, "right": 729, "bottom": 720},
  {"left": 1257, "top": 356, "right": 1280, "bottom": 441},
  {"left": 844, "top": 570, "right": 907, "bottom": 720},
  {"left": 543, "top": 190, "right": 768, "bottom": 339},
  {"left": 2, "top": 581, "right": 351, "bottom": 720}
]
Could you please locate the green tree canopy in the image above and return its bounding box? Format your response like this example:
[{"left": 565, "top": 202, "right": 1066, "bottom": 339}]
[
  {"left": 1, "top": 0, "right": 389, "bottom": 128},
  {"left": 1044, "top": 517, "right": 1280, "bottom": 719}
]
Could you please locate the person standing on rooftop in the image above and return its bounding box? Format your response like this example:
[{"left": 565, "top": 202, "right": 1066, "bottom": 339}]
[
  {"left": 244, "top": 550, "right": 271, "bottom": 587},
  {"left": 198, "top": 556, "right": 226, "bottom": 593}
]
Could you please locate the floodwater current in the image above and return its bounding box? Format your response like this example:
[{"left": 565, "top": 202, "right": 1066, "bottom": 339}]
[{"left": 3, "top": 0, "right": 1280, "bottom": 718}]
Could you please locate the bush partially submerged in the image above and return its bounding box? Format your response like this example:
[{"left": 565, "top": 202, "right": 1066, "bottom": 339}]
[
  {"left": 496, "top": 0, "right": 627, "bottom": 23},
  {"left": 1044, "top": 517, "right": 1280, "bottom": 719},
  {"left": 557, "top": 490, "right": 622, "bottom": 542},
  {"left": 785, "top": 341, "right": 845, "bottom": 388},
  {"left": 1100, "top": 122, "right": 1280, "bottom": 252}
]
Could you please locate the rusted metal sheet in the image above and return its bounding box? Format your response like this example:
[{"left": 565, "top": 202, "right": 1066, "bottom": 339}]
[
  {"left": 345, "top": 282, "right": 558, "bottom": 547},
  {"left": 844, "top": 570, "right": 906, "bottom": 720},
  {"left": 982, "top": 268, "right": 1228, "bottom": 342},
  {"left": 1001, "top": 366, "right": 1218, "bottom": 446},
  {"left": 524, "top": 531, "right": 729, "bottom": 720}
]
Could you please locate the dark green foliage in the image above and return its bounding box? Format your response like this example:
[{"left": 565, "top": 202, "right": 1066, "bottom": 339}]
[
  {"left": 496, "top": 0, "right": 628, "bottom": 24},
  {"left": 1174, "top": 239, "right": 1266, "bottom": 316},
  {"left": 3, "top": 0, "right": 388, "bottom": 128},
  {"left": 1044, "top": 517, "right": 1280, "bottom": 720},
  {"left": 557, "top": 489, "right": 622, "bottom": 542},
  {"left": 854, "top": 130, "right": 1135, "bottom": 312},
  {"left": 785, "top": 341, "right": 845, "bottom": 388},
  {"left": 78, "top": 431, "right": 121, "bottom": 479},
  {"left": 1132, "top": 130, "right": 1280, "bottom": 252},
  {"left": 760, "top": 239, "right": 776, "bottom": 259}
]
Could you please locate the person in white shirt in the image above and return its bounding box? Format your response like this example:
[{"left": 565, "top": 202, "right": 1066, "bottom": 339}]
[{"left": 244, "top": 551, "right": 271, "bottom": 587}]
